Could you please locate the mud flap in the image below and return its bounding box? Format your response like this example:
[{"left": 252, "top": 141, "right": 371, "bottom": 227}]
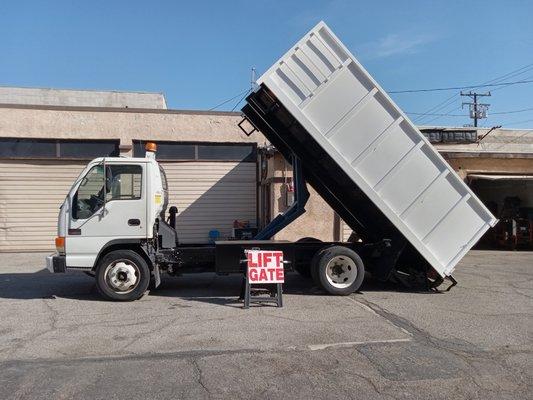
[
  {"left": 152, "top": 264, "right": 161, "bottom": 288},
  {"left": 445, "top": 275, "right": 458, "bottom": 291}
]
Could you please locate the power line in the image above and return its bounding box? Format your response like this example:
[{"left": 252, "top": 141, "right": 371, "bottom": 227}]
[
  {"left": 409, "top": 62, "right": 533, "bottom": 124},
  {"left": 413, "top": 93, "right": 459, "bottom": 123},
  {"left": 483, "top": 63, "right": 533, "bottom": 84},
  {"left": 389, "top": 79, "right": 533, "bottom": 94},
  {"left": 407, "top": 112, "right": 464, "bottom": 117},
  {"left": 490, "top": 73, "right": 533, "bottom": 93},
  {"left": 208, "top": 88, "right": 250, "bottom": 111},
  {"left": 407, "top": 106, "right": 533, "bottom": 117},
  {"left": 420, "top": 106, "right": 463, "bottom": 125},
  {"left": 491, "top": 106, "right": 533, "bottom": 115},
  {"left": 230, "top": 89, "right": 252, "bottom": 112}
]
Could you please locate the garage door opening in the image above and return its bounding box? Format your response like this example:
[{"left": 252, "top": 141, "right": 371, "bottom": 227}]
[{"left": 468, "top": 174, "right": 533, "bottom": 250}]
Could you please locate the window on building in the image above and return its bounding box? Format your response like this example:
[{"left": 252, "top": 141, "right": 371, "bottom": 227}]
[
  {"left": 197, "top": 144, "right": 255, "bottom": 161},
  {"left": 0, "top": 138, "right": 119, "bottom": 159},
  {"left": 60, "top": 140, "right": 119, "bottom": 158},
  {"left": 0, "top": 139, "right": 57, "bottom": 158},
  {"left": 133, "top": 142, "right": 196, "bottom": 160},
  {"left": 133, "top": 141, "right": 256, "bottom": 162}
]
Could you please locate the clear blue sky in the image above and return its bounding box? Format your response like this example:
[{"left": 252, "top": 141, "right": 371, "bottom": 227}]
[{"left": 1, "top": 0, "right": 532, "bottom": 128}]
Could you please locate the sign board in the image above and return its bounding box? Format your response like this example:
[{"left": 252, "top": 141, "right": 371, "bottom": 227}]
[{"left": 246, "top": 250, "right": 285, "bottom": 284}]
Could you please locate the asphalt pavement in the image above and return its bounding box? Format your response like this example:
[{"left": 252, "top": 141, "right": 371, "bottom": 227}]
[{"left": 0, "top": 250, "right": 531, "bottom": 399}]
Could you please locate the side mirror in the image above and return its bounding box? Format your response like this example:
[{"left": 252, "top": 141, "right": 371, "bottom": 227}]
[{"left": 105, "top": 166, "right": 113, "bottom": 192}]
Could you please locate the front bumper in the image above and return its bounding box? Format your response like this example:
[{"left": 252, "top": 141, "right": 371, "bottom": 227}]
[{"left": 46, "top": 254, "right": 67, "bottom": 273}]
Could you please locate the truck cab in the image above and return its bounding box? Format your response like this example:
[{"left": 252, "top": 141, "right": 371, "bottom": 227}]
[{"left": 47, "top": 144, "right": 170, "bottom": 299}]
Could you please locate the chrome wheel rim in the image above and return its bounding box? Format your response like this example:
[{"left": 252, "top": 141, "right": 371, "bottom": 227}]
[
  {"left": 325, "top": 255, "right": 357, "bottom": 289},
  {"left": 104, "top": 259, "right": 140, "bottom": 294}
]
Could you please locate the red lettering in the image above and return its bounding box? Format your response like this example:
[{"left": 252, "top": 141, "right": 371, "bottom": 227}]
[
  {"left": 272, "top": 252, "right": 283, "bottom": 267},
  {"left": 276, "top": 268, "right": 284, "bottom": 282},
  {"left": 263, "top": 252, "right": 272, "bottom": 267},
  {"left": 267, "top": 268, "right": 275, "bottom": 281},
  {"left": 249, "top": 268, "right": 258, "bottom": 282},
  {"left": 247, "top": 252, "right": 258, "bottom": 268},
  {"left": 258, "top": 268, "right": 267, "bottom": 281}
]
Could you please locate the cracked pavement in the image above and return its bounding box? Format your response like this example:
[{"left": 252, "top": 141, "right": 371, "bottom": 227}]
[{"left": 0, "top": 250, "right": 531, "bottom": 399}]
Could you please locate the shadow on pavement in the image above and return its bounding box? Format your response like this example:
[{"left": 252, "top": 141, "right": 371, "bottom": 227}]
[
  {"left": 0, "top": 269, "right": 100, "bottom": 301},
  {"left": 0, "top": 268, "right": 438, "bottom": 306}
]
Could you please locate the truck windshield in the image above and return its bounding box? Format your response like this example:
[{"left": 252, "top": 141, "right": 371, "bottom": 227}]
[
  {"left": 73, "top": 164, "right": 143, "bottom": 220},
  {"left": 73, "top": 165, "right": 105, "bottom": 220}
]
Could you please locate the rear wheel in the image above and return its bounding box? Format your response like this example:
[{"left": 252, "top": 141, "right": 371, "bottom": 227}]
[
  {"left": 313, "top": 246, "right": 364, "bottom": 295},
  {"left": 95, "top": 250, "right": 150, "bottom": 301}
]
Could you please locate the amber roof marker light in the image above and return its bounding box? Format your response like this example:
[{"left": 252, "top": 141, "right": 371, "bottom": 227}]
[{"left": 145, "top": 142, "right": 157, "bottom": 152}]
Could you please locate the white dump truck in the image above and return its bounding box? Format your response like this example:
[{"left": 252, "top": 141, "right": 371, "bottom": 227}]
[{"left": 46, "top": 22, "right": 497, "bottom": 301}]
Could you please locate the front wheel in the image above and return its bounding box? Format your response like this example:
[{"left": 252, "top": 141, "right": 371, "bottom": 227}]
[
  {"left": 313, "top": 246, "right": 364, "bottom": 295},
  {"left": 95, "top": 250, "right": 150, "bottom": 301}
]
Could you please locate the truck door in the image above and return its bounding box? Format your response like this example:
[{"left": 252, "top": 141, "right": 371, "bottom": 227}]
[{"left": 66, "top": 162, "right": 147, "bottom": 268}]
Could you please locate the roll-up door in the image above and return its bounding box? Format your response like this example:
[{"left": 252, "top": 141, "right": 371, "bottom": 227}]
[
  {"left": 0, "top": 160, "right": 86, "bottom": 251},
  {"left": 160, "top": 161, "right": 257, "bottom": 243}
]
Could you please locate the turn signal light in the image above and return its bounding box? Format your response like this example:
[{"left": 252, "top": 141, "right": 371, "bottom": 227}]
[
  {"left": 55, "top": 237, "right": 65, "bottom": 254},
  {"left": 145, "top": 142, "right": 157, "bottom": 152}
]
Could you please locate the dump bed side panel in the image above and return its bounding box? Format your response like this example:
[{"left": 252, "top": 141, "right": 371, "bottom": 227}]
[{"left": 255, "top": 21, "right": 497, "bottom": 276}]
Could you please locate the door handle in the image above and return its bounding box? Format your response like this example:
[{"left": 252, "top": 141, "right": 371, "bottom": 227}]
[{"left": 128, "top": 219, "right": 141, "bottom": 226}]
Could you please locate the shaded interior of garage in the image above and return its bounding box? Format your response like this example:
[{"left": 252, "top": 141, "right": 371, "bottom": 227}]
[{"left": 469, "top": 174, "right": 532, "bottom": 250}]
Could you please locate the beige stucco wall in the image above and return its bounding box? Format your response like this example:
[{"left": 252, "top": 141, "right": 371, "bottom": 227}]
[
  {"left": 271, "top": 182, "right": 336, "bottom": 241},
  {"left": 263, "top": 154, "right": 337, "bottom": 241},
  {"left": 444, "top": 156, "right": 533, "bottom": 179}
]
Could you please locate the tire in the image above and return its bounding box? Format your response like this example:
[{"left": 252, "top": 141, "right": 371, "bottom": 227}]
[
  {"left": 95, "top": 250, "right": 151, "bottom": 301},
  {"left": 314, "top": 246, "right": 364, "bottom": 295},
  {"left": 295, "top": 237, "right": 322, "bottom": 278},
  {"left": 310, "top": 246, "right": 330, "bottom": 285}
]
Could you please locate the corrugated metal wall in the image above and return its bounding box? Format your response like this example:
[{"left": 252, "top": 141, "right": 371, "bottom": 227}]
[
  {"left": 161, "top": 161, "right": 257, "bottom": 243},
  {"left": 0, "top": 160, "right": 86, "bottom": 252},
  {"left": 0, "top": 159, "right": 257, "bottom": 251}
]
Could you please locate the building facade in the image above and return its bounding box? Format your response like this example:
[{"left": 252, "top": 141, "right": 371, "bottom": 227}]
[
  {"left": 0, "top": 87, "right": 531, "bottom": 252},
  {"left": 0, "top": 87, "right": 264, "bottom": 251}
]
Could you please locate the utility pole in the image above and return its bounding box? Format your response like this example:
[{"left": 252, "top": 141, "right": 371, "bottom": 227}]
[{"left": 461, "top": 91, "right": 491, "bottom": 127}]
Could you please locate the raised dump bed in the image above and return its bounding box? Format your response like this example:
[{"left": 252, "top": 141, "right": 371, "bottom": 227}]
[{"left": 242, "top": 21, "right": 497, "bottom": 278}]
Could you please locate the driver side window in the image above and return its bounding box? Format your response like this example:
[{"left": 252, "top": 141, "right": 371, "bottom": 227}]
[{"left": 73, "top": 165, "right": 105, "bottom": 220}]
